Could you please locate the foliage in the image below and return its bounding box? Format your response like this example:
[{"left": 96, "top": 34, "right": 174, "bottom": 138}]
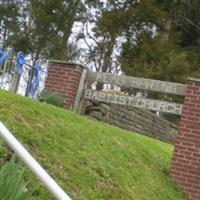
[
  {"left": 0, "top": 0, "right": 82, "bottom": 60},
  {"left": 39, "top": 90, "right": 64, "bottom": 108},
  {"left": 78, "top": 0, "right": 126, "bottom": 89},
  {"left": 118, "top": 0, "right": 200, "bottom": 82},
  {"left": 0, "top": 0, "right": 20, "bottom": 49},
  {"left": 0, "top": 156, "right": 32, "bottom": 200},
  {"left": 121, "top": 34, "right": 191, "bottom": 82},
  {"left": 0, "top": 90, "right": 186, "bottom": 200},
  {"left": 0, "top": 139, "right": 7, "bottom": 165}
]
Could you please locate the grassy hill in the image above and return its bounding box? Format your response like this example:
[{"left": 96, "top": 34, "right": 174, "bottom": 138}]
[{"left": 0, "top": 90, "right": 186, "bottom": 200}]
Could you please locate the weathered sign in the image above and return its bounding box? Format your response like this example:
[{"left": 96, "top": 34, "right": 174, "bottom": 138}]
[
  {"left": 86, "top": 71, "right": 187, "bottom": 96},
  {"left": 83, "top": 89, "right": 183, "bottom": 115}
]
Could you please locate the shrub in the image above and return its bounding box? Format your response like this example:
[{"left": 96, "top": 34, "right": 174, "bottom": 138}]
[
  {"left": 39, "top": 90, "right": 64, "bottom": 107},
  {"left": 0, "top": 156, "right": 32, "bottom": 200}
]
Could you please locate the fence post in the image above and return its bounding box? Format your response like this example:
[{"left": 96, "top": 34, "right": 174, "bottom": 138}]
[
  {"left": 10, "top": 73, "right": 20, "bottom": 93},
  {"left": 170, "top": 77, "right": 200, "bottom": 200},
  {"left": 73, "top": 69, "right": 87, "bottom": 113},
  {"left": 10, "top": 51, "right": 24, "bottom": 93},
  {"left": 3, "top": 48, "right": 14, "bottom": 75}
]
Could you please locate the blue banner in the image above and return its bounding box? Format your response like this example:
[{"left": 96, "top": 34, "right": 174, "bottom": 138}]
[
  {"left": 16, "top": 53, "right": 25, "bottom": 75},
  {"left": 30, "top": 64, "right": 41, "bottom": 97},
  {"left": 0, "top": 49, "right": 8, "bottom": 65}
]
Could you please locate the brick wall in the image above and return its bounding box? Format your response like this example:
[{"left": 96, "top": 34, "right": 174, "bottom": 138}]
[
  {"left": 44, "top": 60, "right": 84, "bottom": 109},
  {"left": 170, "top": 78, "right": 200, "bottom": 200}
]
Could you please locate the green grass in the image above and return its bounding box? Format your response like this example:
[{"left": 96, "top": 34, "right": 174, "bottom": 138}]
[{"left": 0, "top": 90, "right": 186, "bottom": 200}]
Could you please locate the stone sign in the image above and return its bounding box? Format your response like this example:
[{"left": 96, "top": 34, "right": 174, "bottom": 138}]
[
  {"left": 84, "top": 89, "right": 183, "bottom": 115},
  {"left": 86, "top": 71, "right": 187, "bottom": 96}
]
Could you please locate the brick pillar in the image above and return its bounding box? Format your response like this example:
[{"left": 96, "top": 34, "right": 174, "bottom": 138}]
[
  {"left": 44, "top": 60, "right": 85, "bottom": 109},
  {"left": 170, "top": 78, "right": 200, "bottom": 200}
]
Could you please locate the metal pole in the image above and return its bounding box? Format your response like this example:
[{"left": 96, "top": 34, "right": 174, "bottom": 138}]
[{"left": 0, "top": 122, "right": 72, "bottom": 200}]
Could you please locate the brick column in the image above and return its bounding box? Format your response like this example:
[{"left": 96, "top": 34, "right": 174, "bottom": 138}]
[
  {"left": 170, "top": 78, "right": 200, "bottom": 200},
  {"left": 44, "top": 60, "right": 85, "bottom": 109}
]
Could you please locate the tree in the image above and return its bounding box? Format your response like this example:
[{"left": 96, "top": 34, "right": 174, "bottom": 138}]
[
  {"left": 0, "top": 0, "right": 20, "bottom": 48},
  {"left": 78, "top": 0, "right": 126, "bottom": 90},
  {"left": 120, "top": 0, "right": 200, "bottom": 83},
  {"left": 0, "top": 0, "right": 84, "bottom": 95},
  {"left": 1, "top": 0, "right": 83, "bottom": 60}
]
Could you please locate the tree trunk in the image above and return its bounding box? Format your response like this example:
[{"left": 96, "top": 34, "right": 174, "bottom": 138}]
[
  {"left": 96, "top": 36, "right": 116, "bottom": 90},
  {"left": 162, "top": 16, "right": 173, "bottom": 41},
  {"left": 65, "top": 0, "right": 81, "bottom": 56}
]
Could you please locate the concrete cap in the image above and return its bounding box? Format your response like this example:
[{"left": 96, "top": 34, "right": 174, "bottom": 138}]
[
  {"left": 48, "top": 59, "right": 88, "bottom": 69},
  {"left": 187, "top": 77, "right": 200, "bottom": 83}
]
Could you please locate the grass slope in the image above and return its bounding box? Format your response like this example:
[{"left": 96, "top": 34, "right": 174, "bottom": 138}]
[{"left": 0, "top": 90, "right": 186, "bottom": 200}]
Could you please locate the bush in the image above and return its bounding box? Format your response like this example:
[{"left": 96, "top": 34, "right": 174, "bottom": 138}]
[
  {"left": 39, "top": 90, "right": 64, "bottom": 107},
  {"left": 0, "top": 156, "right": 32, "bottom": 200}
]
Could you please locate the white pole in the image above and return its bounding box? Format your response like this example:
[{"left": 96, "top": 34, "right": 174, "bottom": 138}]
[{"left": 0, "top": 122, "right": 72, "bottom": 200}]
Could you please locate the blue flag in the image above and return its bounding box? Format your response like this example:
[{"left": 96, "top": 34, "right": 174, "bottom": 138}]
[
  {"left": 0, "top": 49, "right": 8, "bottom": 65},
  {"left": 16, "top": 53, "right": 25, "bottom": 75},
  {"left": 30, "top": 64, "right": 41, "bottom": 97}
]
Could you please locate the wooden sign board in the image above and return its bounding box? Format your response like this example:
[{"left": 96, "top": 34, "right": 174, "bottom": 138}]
[
  {"left": 83, "top": 89, "right": 183, "bottom": 115},
  {"left": 86, "top": 71, "right": 187, "bottom": 96}
]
